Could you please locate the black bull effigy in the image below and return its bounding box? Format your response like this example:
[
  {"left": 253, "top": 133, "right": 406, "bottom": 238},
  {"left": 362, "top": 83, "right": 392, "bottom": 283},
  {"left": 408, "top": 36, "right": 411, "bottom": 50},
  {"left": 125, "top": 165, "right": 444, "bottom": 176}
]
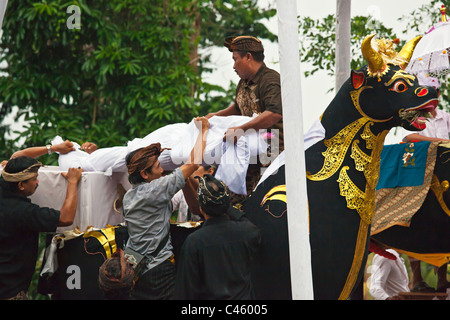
[{"left": 242, "top": 34, "right": 442, "bottom": 300}]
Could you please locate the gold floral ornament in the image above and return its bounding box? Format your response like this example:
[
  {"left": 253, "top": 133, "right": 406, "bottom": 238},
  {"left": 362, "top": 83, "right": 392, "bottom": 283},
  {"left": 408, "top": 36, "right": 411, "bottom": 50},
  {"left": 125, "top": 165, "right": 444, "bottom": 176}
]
[
  {"left": 361, "top": 122, "right": 377, "bottom": 150},
  {"left": 361, "top": 34, "right": 422, "bottom": 78},
  {"left": 361, "top": 34, "right": 390, "bottom": 79},
  {"left": 351, "top": 140, "right": 372, "bottom": 172},
  {"left": 402, "top": 143, "right": 416, "bottom": 167},
  {"left": 306, "top": 117, "right": 369, "bottom": 181},
  {"left": 337, "top": 166, "right": 366, "bottom": 211},
  {"left": 307, "top": 115, "right": 387, "bottom": 224},
  {"left": 336, "top": 130, "right": 388, "bottom": 225}
]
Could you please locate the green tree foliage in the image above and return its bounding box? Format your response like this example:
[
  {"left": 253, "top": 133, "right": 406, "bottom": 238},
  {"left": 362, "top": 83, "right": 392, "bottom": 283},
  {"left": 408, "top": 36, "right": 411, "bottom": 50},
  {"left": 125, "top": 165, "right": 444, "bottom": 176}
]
[
  {"left": 0, "top": 0, "right": 276, "bottom": 161},
  {"left": 297, "top": 2, "right": 450, "bottom": 110},
  {"left": 192, "top": 0, "right": 276, "bottom": 115},
  {"left": 0, "top": 1, "right": 276, "bottom": 300},
  {"left": 298, "top": 14, "right": 396, "bottom": 80}
]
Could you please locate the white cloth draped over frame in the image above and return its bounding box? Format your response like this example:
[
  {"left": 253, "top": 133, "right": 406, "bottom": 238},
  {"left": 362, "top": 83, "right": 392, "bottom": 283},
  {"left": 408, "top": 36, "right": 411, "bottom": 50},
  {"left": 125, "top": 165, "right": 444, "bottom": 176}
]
[{"left": 54, "top": 115, "right": 269, "bottom": 195}]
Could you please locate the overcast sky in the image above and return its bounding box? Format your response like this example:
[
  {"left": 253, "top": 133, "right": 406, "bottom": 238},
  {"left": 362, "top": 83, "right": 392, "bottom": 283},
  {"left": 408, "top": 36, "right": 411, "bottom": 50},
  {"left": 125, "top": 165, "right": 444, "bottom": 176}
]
[{"left": 204, "top": 0, "right": 436, "bottom": 145}]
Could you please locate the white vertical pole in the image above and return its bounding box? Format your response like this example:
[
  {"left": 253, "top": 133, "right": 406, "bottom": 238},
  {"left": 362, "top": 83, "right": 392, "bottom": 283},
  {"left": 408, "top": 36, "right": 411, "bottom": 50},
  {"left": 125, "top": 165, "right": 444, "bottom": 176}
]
[
  {"left": 0, "top": 0, "right": 8, "bottom": 30},
  {"left": 276, "top": 0, "right": 313, "bottom": 300},
  {"left": 335, "top": 0, "right": 351, "bottom": 91}
]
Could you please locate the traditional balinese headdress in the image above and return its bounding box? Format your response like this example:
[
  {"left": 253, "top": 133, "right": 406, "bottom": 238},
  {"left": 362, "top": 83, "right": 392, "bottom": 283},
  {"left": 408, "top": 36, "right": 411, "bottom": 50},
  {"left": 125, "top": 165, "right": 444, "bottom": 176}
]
[
  {"left": 196, "top": 174, "right": 230, "bottom": 215},
  {"left": 1, "top": 162, "right": 42, "bottom": 182},
  {"left": 224, "top": 35, "right": 264, "bottom": 53},
  {"left": 126, "top": 143, "right": 168, "bottom": 175}
]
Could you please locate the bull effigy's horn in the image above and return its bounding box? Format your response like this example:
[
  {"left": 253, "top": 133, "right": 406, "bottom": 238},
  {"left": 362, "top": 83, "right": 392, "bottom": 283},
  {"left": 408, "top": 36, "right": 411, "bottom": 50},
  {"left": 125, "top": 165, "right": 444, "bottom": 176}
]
[
  {"left": 361, "top": 34, "right": 386, "bottom": 76},
  {"left": 397, "top": 35, "right": 422, "bottom": 69}
]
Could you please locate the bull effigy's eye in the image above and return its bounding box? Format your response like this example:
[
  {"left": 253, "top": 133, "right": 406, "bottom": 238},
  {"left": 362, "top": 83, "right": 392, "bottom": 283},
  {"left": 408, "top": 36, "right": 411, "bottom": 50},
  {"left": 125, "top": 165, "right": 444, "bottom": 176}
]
[{"left": 390, "top": 80, "right": 408, "bottom": 93}]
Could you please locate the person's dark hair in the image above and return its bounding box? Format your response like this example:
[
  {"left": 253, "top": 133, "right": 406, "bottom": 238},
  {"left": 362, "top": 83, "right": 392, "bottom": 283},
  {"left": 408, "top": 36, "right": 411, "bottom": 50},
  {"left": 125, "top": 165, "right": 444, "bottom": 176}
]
[
  {"left": 126, "top": 149, "right": 151, "bottom": 184},
  {"left": 235, "top": 50, "right": 265, "bottom": 62},
  {"left": 98, "top": 249, "right": 135, "bottom": 300},
  {"left": 196, "top": 174, "right": 230, "bottom": 217},
  {"left": 202, "top": 164, "right": 217, "bottom": 176},
  {"left": 2, "top": 156, "right": 39, "bottom": 192}
]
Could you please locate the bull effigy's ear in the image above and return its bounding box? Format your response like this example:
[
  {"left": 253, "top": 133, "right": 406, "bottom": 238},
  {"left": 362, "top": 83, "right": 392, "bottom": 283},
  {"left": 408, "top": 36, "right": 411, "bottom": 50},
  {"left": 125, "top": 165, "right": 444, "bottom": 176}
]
[{"left": 351, "top": 70, "right": 365, "bottom": 89}]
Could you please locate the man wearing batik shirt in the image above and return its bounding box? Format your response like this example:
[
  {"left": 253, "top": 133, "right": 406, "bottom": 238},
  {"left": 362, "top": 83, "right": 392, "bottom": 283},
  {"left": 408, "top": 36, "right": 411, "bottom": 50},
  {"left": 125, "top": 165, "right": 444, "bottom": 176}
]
[
  {"left": 207, "top": 35, "right": 283, "bottom": 150},
  {"left": 206, "top": 36, "right": 283, "bottom": 201}
]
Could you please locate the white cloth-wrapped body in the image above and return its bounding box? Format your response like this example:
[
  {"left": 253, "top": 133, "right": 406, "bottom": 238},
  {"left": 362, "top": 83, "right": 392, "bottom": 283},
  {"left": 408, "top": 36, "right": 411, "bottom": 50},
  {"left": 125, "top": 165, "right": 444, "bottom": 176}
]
[{"left": 54, "top": 115, "right": 269, "bottom": 194}]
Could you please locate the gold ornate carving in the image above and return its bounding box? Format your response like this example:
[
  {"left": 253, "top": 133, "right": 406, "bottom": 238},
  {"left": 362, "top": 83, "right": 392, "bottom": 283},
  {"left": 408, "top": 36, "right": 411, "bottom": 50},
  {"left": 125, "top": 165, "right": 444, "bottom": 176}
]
[
  {"left": 430, "top": 174, "right": 450, "bottom": 217},
  {"left": 337, "top": 130, "right": 388, "bottom": 299},
  {"left": 307, "top": 110, "right": 388, "bottom": 224},
  {"left": 360, "top": 130, "right": 389, "bottom": 224},
  {"left": 306, "top": 117, "right": 369, "bottom": 181},
  {"left": 83, "top": 226, "right": 119, "bottom": 259},
  {"left": 261, "top": 185, "right": 287, "bottom": 205},
  {"left": 339, "top": 220, "right": 370, "bottom": 300},
  {"left": 351, "top": 140, "right": 372, "bottom": 172},
  {"left": 361, "top": 122, "right": 376, "bottom": 150},
  {"left": 336, "top": 131, "right": 388, "bottom": 225},
  {"left": 337, "top": 166, "right": 366, "bottom": 212}
]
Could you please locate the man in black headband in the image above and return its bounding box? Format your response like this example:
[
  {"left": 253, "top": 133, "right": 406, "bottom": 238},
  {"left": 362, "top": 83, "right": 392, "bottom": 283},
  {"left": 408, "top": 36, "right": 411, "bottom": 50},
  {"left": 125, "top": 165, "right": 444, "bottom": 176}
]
[
  {"left": 196, "top": 174, "right": 231, "bottom": 215},
  {"left": 0, "top": 156, "right": 83, "bottom": 300},
  {"left": 173, "top": 175, "right": 261, "bottom": 300},
  {"left": 206, "top": 35, "right": 284, "bottom": 203},
  {"left": 122, "top": 117, "right": 210, "bottom": 300}
]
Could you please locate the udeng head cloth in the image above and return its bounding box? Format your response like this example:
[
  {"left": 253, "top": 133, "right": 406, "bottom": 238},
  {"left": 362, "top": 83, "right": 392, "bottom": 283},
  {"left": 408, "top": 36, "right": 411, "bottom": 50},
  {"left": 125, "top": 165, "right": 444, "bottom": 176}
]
[
  {"left": 224, "top": 35, "right": 264, "bottom": 53},
  {"left": 126, "top": 143, "right": 168, "bottom": 175},
  {"left": 1, "top": 162, "right": 42, "bottom": 182}
]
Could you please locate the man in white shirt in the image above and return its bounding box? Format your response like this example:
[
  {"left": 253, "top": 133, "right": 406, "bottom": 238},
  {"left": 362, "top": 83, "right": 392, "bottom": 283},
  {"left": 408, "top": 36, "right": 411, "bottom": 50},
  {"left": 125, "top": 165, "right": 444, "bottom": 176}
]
[{"left": 369, "top": 249, "right": 410, "bottom": 300}]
